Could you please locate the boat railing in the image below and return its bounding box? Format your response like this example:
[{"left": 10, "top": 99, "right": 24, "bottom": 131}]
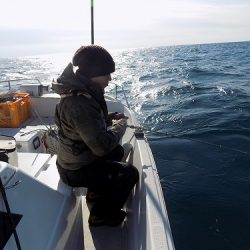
[
  {"left": 0, "top": 78, "right": 131, "bottom": 109},
  {"left": 112, "top": 83, "right": 130, "bottom": 109},
  {"left": 0, "top": 78, "right": 42, "bottom": 91}
]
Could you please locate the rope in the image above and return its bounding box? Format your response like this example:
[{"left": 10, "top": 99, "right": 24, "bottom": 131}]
[{"left": 29, "top": 106, "right": 59, "bottom": 155}]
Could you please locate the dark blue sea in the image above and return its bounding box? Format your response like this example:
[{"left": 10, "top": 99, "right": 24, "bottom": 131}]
[{"left": 1, "top": 41, "right": 250, "bottom": 250}]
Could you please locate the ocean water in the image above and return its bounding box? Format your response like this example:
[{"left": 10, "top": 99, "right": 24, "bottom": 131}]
[{"left": 1, "top": 41, "right": 250, "bottom": 249}]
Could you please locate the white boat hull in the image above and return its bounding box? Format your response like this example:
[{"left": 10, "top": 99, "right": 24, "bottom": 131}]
[{"left": 0, "top": 92, "right": 175, "bottom": 250}]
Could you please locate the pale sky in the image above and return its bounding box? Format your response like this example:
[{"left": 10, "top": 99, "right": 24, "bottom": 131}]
[{"left": 0, "top": 0, "right": 250, "bottom": 57}]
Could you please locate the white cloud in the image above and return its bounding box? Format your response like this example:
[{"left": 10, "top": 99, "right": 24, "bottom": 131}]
[
  {"left": 0, "top": 0, "right": 250, "bottom": 56},
  {"left": 0, "top": 0, "right": 89, "bottom": 30}
]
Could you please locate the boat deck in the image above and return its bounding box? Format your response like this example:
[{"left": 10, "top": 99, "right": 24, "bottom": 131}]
[
  {"left": 82, "top": 198, "right": 128, "bottom": 250},
  {"left": 16, "top": 154, "right": 129, "bottom": 250},
  {"left": 2, "top": 115, "right": 131, "bottom": 250}
]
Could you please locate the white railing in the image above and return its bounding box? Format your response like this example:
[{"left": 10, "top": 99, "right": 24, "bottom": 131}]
[
  {"left": 0, "top": 78, "right": 41, "bottom": 91},
  {"left": 1, "top": 78, "right": 131, "bottom": 109}
]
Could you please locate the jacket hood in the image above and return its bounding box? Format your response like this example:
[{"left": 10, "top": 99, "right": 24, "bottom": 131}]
[
  {"left": 52, "top": 62, "right": 108, "bottom": 120},
  {"left": 52, "top": 62, "right": 104, "bottom": 97},
  {"left": 52, "top": 63, "right": 83, "bottom": 94}
]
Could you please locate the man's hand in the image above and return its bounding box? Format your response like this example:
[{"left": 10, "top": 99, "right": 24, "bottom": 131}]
[
  {"left": 109, "top": 112, "right": 128, "bottom": 120},
  {"left": 113, "top": 112, "right": 128, "bottom": 120}
]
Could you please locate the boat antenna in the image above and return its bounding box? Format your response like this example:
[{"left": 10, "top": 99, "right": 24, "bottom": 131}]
[{"left": 91, "top": 0, "right": 94, "bottom": 44}]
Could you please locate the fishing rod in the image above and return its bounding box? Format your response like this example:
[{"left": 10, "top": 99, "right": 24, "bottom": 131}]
[{"left": 90, "top": 0, "right": 94, "bottom": 44}]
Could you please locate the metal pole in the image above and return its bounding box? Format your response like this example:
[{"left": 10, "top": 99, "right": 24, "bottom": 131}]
[
  {"left": 91, "top": 0, "right": 94, "bottom": 44},
  {"left": 0, "top": 178, "right": 22, "bottom": 250}
]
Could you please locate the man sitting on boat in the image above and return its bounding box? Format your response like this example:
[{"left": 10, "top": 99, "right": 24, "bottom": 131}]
[{"left": 52, "top": 45, "right": 139, "bottom": 227}]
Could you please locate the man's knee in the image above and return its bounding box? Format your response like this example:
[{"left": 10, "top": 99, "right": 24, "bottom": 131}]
[
  {"left": 103, "top": 144, "right": 124, "bottom": 161},
  {"left": 126, "top": 165, "right": 139, "bottom": 185},
  {"left": 113, "top": 144, "right": 124, "bottom": 161}
]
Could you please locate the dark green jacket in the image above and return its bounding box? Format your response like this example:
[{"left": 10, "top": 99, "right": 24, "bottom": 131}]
[{"left": 53, "top": 63, "right": 126, "bottom": 170}]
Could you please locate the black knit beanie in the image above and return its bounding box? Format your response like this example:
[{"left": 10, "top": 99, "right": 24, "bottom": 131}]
[{"left": 72, "top": 45, "right": 115, "bottom": 78}]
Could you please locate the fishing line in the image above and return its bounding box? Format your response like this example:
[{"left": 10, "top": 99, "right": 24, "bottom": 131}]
[{"left": 128, "top": 126, "right": 250, "bottom": 156}]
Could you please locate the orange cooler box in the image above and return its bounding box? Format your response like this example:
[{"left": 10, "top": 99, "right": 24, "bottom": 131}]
[{"left": 0, "top": 93, "right": 31, "bottom": 128}]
